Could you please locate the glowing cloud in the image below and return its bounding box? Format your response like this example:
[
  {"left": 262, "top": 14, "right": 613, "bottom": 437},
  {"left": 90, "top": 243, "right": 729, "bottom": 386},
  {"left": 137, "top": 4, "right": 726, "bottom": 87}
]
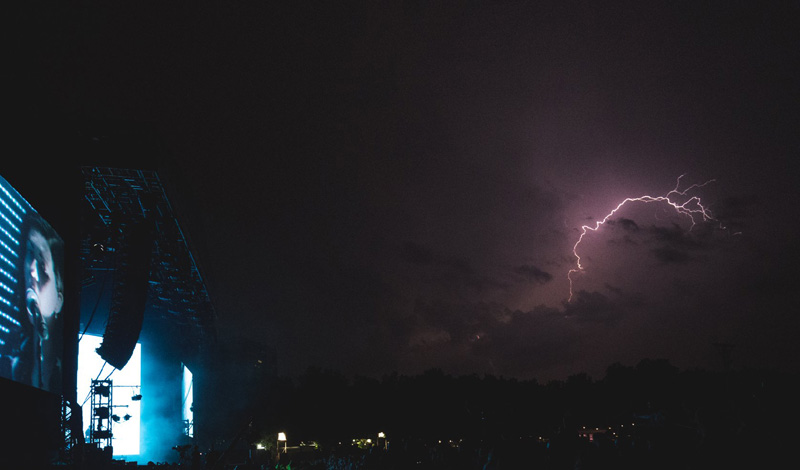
[{"left": 568, "top": 175, "right": 724, "bottom": 301}]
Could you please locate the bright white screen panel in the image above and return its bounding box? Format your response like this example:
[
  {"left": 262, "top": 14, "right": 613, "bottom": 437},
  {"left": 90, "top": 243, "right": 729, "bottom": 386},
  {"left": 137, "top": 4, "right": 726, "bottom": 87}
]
[
  {"left": 182, "top": 363, "right": 193, "bottom": 437},
  {"left": 78, "top": 334, "right": 141, "bottom": 457}
]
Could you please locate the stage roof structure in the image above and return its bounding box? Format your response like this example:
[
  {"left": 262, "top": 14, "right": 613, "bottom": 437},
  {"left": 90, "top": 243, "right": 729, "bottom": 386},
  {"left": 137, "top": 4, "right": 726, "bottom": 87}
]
[{"left": 80, "top": 165, "right": 217, "bottom": 360}]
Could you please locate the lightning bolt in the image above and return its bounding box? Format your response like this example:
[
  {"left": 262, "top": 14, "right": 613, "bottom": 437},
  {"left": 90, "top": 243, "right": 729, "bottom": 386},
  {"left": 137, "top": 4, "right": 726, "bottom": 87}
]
[{"left": 567, "top": 175, "right": 724, "bottom": 302}]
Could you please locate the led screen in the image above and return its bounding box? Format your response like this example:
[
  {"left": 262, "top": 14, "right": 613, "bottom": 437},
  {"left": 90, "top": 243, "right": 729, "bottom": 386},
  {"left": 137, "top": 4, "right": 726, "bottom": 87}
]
[
  {"left": 78, "top": 334, "right": 142, "bottom": 456},
  {"left": 0, "top": 174, "right": 65, "bottom": 394}
]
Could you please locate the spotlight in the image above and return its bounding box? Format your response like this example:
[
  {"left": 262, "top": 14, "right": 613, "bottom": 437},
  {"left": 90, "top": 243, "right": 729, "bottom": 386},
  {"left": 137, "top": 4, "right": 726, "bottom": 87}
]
[
  {"left": 111, "top": 415, "right": 120, "bottom": 422},
  {"left": 131, "top": 394, "right": 142, "bottom": 401},
  {"left": 124, "top": 414, "right": 131, "bottom": 421}
]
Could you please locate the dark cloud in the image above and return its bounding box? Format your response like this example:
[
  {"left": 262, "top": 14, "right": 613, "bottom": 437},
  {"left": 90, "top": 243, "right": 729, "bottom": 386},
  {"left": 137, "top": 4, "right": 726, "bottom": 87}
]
[
  {"left": 607, "top": 234, "right": 639, "bottom": 247},
  {"left": 400, "top": 241, "right": 474, "bottom": 276},
  {"left": 383, "top": 291, "right": 641, "bottom": 379},
  {"left": 712, "top": 195, "right": 757, "bottom": 233},
  {"left": 604, "top": 283, "right": 623, "bottom": 296},
  {"left": 514, "top": 265, "right": 553, "bottom": 284},
  {"left": 651, "top": 246, "right": 692, "bottom": 265},
  {"left": 411, "top": 300, "right": 509, "bottom": 346},
  {"left": 644, "top": 223, "right": 712, "bottom": 264},
  {"left": 478, "top": 305, "right": 580, "bottom": 379},
  {"left": 647, "top": 224, "right": 704, "bottom": 248},
  {"left": 608, "top": 217, "right": 640, "bottom": 232},
  {"left": 399, "top": 241, "right": 510, "bottom": 295},
  {"left": 604, "top": 218, "right": 642, "bottom": 247},
  {"left": 400, "top": 241, "right": 437, "bottom": 266},
  {"left": 390, "top": 299, "right": 582, "bottom": 379},
  {"left": 563, "top": 290, "right": 624, "bottom": 326}
]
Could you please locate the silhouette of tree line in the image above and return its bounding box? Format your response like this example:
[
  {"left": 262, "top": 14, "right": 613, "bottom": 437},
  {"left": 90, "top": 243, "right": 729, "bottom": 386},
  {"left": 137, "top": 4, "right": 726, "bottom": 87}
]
[{"left": 223, "top": 358, "right": 796, "bottom": 468}]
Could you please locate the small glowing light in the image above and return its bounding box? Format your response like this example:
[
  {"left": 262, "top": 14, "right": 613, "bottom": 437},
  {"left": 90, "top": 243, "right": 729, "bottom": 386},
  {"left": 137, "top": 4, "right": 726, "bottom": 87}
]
[
  {"left": 0, "top": 239, "right": 17, "bottom": 258},
  {"left": 0, "top": 307, "right": 20, "bottom": 326},
  {"left": 256, "top": 444, "right": 265, "bottom": 450},
  {"left": 0, "top": 225, "right": 17, "bottom": 248},
  {"left": 0, "top": 212, "right": 21, "bottom": 235},
  {"left": 0, "top": 183, "right": 27, "bottom": 216},
  {"left": 0, "top": 253, "right": 14, "bottom": 269},
  {"left": 0, "top": 267, "right": 16, "bottom": 284},
  {"left": 278, "top": 432, "right": 287, "bottom": 442},
  {"left": 378, "top": 432, "right": 385, "bottom": 438},
  {"left": 0, "top": 196, "right": 24, "bottom": 224}
]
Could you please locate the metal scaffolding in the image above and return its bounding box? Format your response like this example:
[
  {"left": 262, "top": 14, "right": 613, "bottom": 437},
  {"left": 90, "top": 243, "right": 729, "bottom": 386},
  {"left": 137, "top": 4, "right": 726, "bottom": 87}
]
[{"left": 89, "top": 379, "right": 113, "bottom": 449}]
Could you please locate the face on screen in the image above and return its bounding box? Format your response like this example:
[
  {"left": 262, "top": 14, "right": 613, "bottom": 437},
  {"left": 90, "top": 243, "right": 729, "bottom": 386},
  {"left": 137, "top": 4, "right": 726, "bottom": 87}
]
[
  {"left": 26, "top": 227, "right": 64, "bottom": 328},
  {"left": 15, "top": 215, "right": 65, "bottom": 392}
]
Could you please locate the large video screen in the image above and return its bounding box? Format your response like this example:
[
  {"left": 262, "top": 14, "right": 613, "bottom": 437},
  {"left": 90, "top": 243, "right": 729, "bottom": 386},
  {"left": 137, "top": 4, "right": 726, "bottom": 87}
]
[{"left": 0, "top": 174, "right": 65, "bottom": 394}]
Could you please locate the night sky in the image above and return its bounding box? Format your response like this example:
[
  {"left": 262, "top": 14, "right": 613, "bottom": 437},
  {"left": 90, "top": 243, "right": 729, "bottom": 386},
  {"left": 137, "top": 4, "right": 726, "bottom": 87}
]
[{"left": 11, "top": 1, "right": 800, "bottom": 382}]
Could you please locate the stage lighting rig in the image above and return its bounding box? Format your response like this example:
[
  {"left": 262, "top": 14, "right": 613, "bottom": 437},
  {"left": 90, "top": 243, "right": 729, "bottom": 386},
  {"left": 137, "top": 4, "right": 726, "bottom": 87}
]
[{"left": 112, "top": 413, "right": 132, "bottom": 422}]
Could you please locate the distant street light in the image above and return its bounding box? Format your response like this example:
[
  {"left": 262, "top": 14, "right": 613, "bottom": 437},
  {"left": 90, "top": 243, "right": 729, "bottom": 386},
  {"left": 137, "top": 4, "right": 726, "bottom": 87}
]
[{"left": 277, "top": 432, "right": 287, "bottom": 454}]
